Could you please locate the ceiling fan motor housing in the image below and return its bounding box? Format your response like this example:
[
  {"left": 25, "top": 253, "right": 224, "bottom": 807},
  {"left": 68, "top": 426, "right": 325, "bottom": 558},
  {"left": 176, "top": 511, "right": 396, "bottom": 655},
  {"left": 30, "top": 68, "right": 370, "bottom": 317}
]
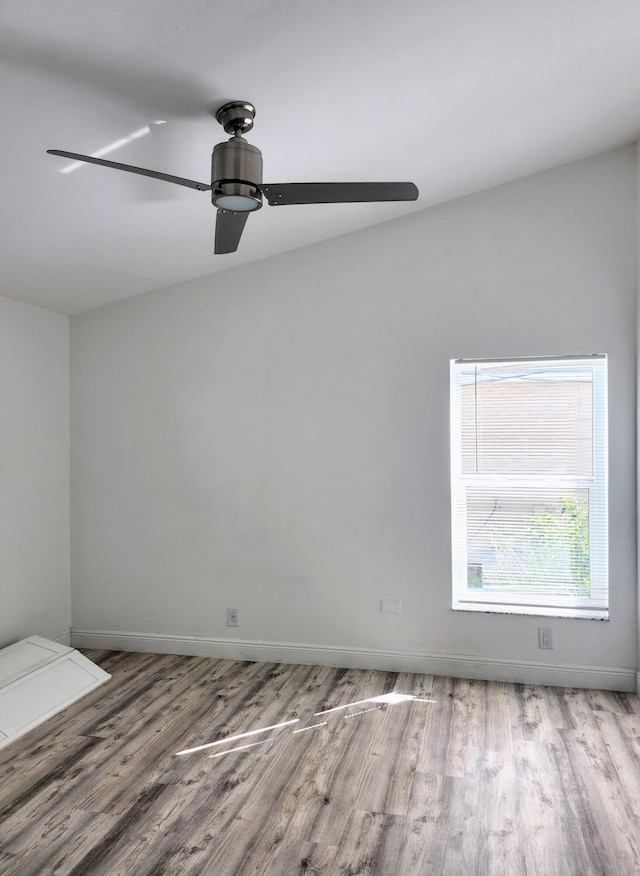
[{"left": 211, "top": 138, "right": 263, "bottom": 211}]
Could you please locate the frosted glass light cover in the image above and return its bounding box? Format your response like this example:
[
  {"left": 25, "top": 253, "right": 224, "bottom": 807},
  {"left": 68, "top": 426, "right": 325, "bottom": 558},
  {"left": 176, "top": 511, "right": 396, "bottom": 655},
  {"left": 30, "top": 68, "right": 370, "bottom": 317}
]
[{"left": 216, "top": 195, "right": 260, "bottom": 212}]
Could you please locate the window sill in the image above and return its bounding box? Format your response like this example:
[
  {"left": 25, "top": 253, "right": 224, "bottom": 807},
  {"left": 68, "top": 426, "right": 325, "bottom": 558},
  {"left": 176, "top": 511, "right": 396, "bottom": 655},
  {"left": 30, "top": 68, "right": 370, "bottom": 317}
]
[{"left": 453, "top": 602, "right": 609, "bottom": 620}]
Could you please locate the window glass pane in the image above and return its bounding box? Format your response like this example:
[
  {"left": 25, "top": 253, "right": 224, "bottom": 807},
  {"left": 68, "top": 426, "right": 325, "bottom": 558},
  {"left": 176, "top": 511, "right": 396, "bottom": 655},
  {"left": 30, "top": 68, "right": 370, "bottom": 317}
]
[
  {"left": 465, "top": 487, "right": 590, "bottom": 598},
  {"left": 461, "top": 364, "right": 593, "bottom": 476}
]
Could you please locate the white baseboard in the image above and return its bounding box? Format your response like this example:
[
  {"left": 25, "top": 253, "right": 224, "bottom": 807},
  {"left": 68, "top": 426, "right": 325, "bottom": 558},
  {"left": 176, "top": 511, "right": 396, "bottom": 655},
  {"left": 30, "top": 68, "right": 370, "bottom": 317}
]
[
  {"left": 70, "top": 628, "right": 637, "bottom": 692},
  {"left": 52, "top": 629, "right": 71, "bottom": 647},
  {"left": 636, "top": 669, "right": 640, "bottom": 698}
]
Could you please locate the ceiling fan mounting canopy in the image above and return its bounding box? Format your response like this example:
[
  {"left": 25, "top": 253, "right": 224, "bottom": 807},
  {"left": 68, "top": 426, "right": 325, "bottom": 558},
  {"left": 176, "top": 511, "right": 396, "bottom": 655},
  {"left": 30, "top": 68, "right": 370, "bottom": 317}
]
[
  {"left": 47, "top": 99, "right": 419, "bottom": 254},
  {"left": 215, "top": 100, "right": 256, "bottom": 136}
]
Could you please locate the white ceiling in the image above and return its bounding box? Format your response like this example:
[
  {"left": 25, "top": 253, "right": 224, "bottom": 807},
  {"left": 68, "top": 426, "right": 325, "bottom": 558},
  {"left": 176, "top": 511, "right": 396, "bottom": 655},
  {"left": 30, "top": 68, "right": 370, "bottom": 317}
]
[{"left": 2, "top": 0, "right": 640, "bottom": 315}]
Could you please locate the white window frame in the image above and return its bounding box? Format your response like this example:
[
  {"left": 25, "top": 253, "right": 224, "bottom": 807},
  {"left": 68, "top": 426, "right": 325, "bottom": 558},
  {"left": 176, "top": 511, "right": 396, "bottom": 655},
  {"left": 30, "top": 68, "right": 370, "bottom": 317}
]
[{"left": 450, "top": 355, "right": 608, "bottom": 619}]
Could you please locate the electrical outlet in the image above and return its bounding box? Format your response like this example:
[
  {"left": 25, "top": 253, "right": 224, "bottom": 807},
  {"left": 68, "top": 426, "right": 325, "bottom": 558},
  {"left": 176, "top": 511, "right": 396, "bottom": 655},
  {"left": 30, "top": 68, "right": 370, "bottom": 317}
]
[
  {"left": 227, "top": 607, "right": 239, "bottom": 627},
  {"left": 538, "top": 627, "right": 553, "bottom": 649},
  {"left": 380, "top": 599, "right": 402, "bottom": 614}
]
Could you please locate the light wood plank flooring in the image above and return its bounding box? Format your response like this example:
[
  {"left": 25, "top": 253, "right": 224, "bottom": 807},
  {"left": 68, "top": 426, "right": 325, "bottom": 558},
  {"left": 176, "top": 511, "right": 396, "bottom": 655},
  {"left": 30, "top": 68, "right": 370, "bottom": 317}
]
[{"left": 1, "top": 651, "right": 640, "bottom": 875}]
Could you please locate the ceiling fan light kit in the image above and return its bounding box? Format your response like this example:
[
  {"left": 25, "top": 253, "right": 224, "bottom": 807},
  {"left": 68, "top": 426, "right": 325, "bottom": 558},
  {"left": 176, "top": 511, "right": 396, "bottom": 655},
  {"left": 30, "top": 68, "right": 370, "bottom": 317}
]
[{"left": 48, "top": 100, "right": 418, "bottom": 254}]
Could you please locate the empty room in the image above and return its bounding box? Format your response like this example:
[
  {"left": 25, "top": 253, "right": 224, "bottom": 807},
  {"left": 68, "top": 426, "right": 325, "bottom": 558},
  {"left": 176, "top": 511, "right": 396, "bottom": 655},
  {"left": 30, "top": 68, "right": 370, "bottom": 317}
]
[{"left": 1, "top": 2, "right": 640, "bottom": 874}]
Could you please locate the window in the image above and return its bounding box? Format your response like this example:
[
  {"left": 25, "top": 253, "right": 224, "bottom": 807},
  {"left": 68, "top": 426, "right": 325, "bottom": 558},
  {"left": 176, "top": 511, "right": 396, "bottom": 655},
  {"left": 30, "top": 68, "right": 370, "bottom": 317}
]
[{"left": 450, "top": 355, "right": 608, "bottom": 618}]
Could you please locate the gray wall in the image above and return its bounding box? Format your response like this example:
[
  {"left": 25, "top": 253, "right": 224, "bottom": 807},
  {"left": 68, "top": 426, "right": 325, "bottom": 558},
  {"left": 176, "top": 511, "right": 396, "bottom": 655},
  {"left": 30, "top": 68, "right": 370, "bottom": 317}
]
[
  {"left": 70, "top": 145, "right": 638, "bottom": 687},
  {"left": 0, "top": 297, "right": 70, "bottom": 647}
]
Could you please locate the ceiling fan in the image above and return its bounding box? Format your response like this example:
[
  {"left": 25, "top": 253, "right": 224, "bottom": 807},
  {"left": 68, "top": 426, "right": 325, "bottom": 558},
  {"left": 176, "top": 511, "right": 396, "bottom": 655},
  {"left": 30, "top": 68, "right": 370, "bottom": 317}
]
[{"left": 48, "top": 101, "right": 419, "bottom": 254}]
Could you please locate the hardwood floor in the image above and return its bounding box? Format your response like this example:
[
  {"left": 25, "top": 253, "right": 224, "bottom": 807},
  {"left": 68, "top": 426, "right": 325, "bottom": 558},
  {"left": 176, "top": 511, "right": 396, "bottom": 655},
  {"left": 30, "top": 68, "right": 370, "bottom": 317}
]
[{"left": 1, "top": 651, "right": 639, "bottom": 875}]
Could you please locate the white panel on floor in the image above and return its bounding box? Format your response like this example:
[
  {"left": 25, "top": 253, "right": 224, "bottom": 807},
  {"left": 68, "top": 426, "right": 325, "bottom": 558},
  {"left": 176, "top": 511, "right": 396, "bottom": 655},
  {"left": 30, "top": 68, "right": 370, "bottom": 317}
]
[{"left": 0, "top": 635, "right": 110, "bottom": 750}]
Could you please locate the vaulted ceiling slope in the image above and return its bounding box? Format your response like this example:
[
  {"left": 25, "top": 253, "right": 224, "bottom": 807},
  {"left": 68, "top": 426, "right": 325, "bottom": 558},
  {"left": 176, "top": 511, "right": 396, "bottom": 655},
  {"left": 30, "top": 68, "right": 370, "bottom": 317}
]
[{"left": 2, "top": 0, "right": 640, "bottom": 315}]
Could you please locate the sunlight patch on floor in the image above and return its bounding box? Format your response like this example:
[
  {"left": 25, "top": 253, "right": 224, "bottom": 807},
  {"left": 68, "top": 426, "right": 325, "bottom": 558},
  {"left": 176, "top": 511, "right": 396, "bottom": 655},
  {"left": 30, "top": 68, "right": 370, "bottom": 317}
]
[{"left": 176, "top": 718, "right": 299, "bottom": 756}]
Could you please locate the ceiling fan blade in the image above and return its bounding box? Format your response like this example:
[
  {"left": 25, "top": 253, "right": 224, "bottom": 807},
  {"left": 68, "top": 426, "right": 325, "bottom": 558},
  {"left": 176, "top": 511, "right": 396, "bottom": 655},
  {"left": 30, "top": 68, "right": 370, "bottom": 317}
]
[
  {"left": 214, "top": 209, "right": 249, "bottom": 254},
  {"left": 47, "top": 150, "right": 211, "bottom": 192},
  {"left": 261, "top": 181, "right": 418, "bottom": 206}
]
